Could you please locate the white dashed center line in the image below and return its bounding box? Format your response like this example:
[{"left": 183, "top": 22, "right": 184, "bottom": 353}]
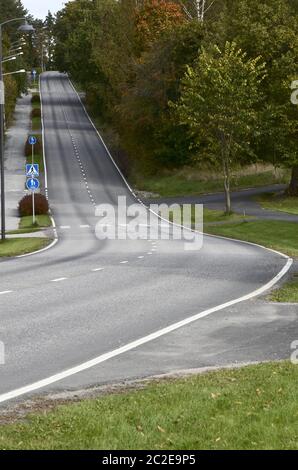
[
  {"left": 92, "top": 268, "right": 104, "bottom": 272},
  {"left": 0, "top": 291, "right": 13, "bottom": 296},
  {"left": 51, "top": 278, "right": 68, "bottom": 283},
  {"left": 63, "top": 111, "right": 97, "bottom": 208}
]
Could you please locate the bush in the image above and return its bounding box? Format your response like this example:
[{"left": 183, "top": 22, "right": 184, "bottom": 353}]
[
  {"left": 31, "top": 94, "right": 40, "bottom": 104},
  {"left": 19, "top": 194, "right": 49, "bottom": 217},
  {"left": 24, "top": 136, "right": 42, "bottom": 157},
  {"left": 31, "top": 108, "right": 41, "bottom": 119}
]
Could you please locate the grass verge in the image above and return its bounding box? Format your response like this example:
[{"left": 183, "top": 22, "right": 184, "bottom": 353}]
[
  {"left": 205, "top": 220, "right": 298, "bottom": 258},
  {"left": 0, "top": 362, "right": 297, "bottom": 450},
  {"left": 26, "top": 151, "right": 44, "bottom": 173},
  {"left": 169, "top": 207, "right": 251, "bottom": 226},
  {"left": 7, "top": 215, "right": 52, "bottom": 235},
  {"left": 203, "top": 209, "right": 251, "bottom": 225},
  {"left": 257, "top": 193, "right": 298, "bottom": 215},
  {"left": 270, "top": 277, "right": 298, "bottom": 303},
  {"left": 19, "top": 215, "right": 51, "bottom": 230},
  {"left": 31, "top": 116, "right": 41, "bottom": 131},
  {"left": 0, "top": 238, "right": 50, "bottom": 257},
  {"left": 134, "top": 170, "right": 289, "bottom": 198}
]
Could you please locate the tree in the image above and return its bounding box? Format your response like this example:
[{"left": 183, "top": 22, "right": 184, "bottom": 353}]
[
  {"left": 174, "top": 42, "right": 266, "bottom": 213},
  {"left": 211, "top": 0, "right": 298, "bottom": 195},
  {"left": 54, "top": 0, "right": 96, "bottom": 83},
  {"left": 135, "top": 0, "right": 185, "bottom": 50},
  {"left": 180, "top": 0, "right": 219, "bottom": 20},
  {"left": 0, "top": 0, "right": 28, "bottom": 125},
  {"left": 118, "top": 20, "right": 205, "bottom": 172}
]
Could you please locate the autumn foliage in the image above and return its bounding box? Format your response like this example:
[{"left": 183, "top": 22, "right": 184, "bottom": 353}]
[
  {"left": 135, "top": 0, "right": 185, "bottom": 47},
  {"left": 19, "top": 194, "right": 49, "bottom": 217}
]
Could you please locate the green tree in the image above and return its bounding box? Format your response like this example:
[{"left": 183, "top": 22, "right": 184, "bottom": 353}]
[
  {"left": 118, "top": 20, "right": 205, "bottom": 172},
  {"left": 211, "top": 0, "right": 298, "bottom": 194},
  {"left": 174, "top": 42, "right": 266, "bottom": 213},
  {"left": 0, "top": 0, "right": 29, "bottom": 125}
]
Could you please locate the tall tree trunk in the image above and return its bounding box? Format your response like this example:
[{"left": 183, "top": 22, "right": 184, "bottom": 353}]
[
  {"left": 288, "top": 165, "right": 298, "bottom": 196},
  {"left": 224, "top": 177, "right": 231, "bottom": 215},
  {"left": 223, "top": 158, "right": 231, "bottom": 214}
]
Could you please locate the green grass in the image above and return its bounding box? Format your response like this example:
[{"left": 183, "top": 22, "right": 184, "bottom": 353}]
[
  {"left": 0, "top": 362, "right": 297, "bottom": 450},
  {"left": 0, "top": 238, "right": 50, "bottom": 257},
  {"left": 203, "top": 208, "right": 250, "bottom": 224},
  {"left": 8, "top": 216, "right": 51, "bottom": 235},
  {"left": 257, "top": 193, "right": 298, "bottom": 215},
  {"left": 134, "top": 171, "right": 289, "bottom": 198},
  {"left": 19, "top": 215, "right": 51, "bottom": 230},
  {"left": 169, "top": 207, "right": 250, "bottom": 226},
  {"left": 270, "top": 278, "right": 298, "bottom": 303},
  {"left": 205, "top": 220, "right": 298, "bottom": 258},
  {"left": 31, "top": 101, "right": 40, "bottom": 110},
  {"left": 7, "top": 228, "right": 42, "bottom": 235},
  {"left": 32, "top": 116, "right": 41, "bottom": 131},
  {"left": 26, "top": 152, "right": 44, "bottom": 173}
]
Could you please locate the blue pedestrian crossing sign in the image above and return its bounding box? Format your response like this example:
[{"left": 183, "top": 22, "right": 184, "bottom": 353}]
[
  {"left": 26, "top": 164, "right": 39, "bottom": 177},
  {"left": 28, "top": 136, "right": 37, "bottom": 146},
  {"left": 26, "top": 178, "right": 40, "bottom": 191}
]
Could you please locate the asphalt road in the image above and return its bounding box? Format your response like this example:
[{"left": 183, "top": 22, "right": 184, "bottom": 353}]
[
  {"left": 146, "top": 185, "right": 298, "bottom": 222},
  {"left": 0, "top": 72, "right": 293, "bottom": 404}
]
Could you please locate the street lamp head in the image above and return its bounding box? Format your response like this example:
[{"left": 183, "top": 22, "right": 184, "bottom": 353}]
[{"left": 17, "top": 21, "right": 35, "bottom": 33}]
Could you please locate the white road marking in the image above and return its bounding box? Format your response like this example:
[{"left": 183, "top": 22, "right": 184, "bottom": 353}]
[
  {"left": 138, "top": 256, "right": 144, "bottom": 259},
  {"left": 0, "top": 257, "right": 292, "bottom": 405},
  {"left": 17, "top": 217, "right": 58, "bottom": 259},
  {"left": 80, "top": 225, "right": 90, "bottom": 228},
  {"left": 51, "top": 278, "right": 67, "bottom": 283},
  {"left": 60, "top": 226, "right": 71, "bottom": 229},
  {"left": 120, "top": 261, "right": 128, "bottom": 264},
  {"left": 0, "top": 291, "right": 13, "bottom": 295},
  {"left": 92, "top": 268, "right": 104, "bottom": 272},
  {"left": 0, "top": 76, "right": 292, "bottom": 405}
]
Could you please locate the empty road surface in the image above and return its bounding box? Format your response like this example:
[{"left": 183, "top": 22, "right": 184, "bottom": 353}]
[{"left": 0, "top": 72, "right": 293, "bottom": 405}]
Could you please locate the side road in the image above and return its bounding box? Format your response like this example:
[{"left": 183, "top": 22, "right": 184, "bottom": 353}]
[{"left": 144, "top": 184, "right": 298, "bottom": 223}]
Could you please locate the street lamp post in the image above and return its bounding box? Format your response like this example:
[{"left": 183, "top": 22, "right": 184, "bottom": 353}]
[
  {"left": 0, "top": 23, "right": 5, "bottom": 241},
  {"left": 0, "top": 19, "right": 34, "bottom": 241}
]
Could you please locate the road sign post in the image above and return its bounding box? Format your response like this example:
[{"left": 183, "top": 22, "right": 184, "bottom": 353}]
[
  {"left": 32, "top": 69, "right": 37, "bottom": 85},
  {"left": 27, "top": 136, "right": 38, "bottom": 225}
]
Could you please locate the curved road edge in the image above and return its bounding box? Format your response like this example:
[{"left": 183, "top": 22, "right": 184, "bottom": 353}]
[
  {"left": 0, "top": 74, "right": 292, "bottom": 405},
  {"left": 0, "top": 254, "right": 293, "bottom": 404},
  {"left": 14, "top": 76, "right": 60, "bottom": 260}
]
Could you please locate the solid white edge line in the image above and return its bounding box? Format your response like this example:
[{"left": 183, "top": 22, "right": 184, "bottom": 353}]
[
  {"left": 0, "top": 76, "right": 290, "bottom": 405},
  {"left": 68, "top": 78, "right": 291, "bottom": 261},
  {"left": 41, "top": 74, "right": 58, "bottom": 245},
  {"left": 16, "top": 76, "right": 59, "bottom": 259},
  {"left": 0, "top": 256, "right": 292, "bottom": 405},
  {"left": 51, "top": 278, "right": 67, "bottom": 283},
  {"left": 68, "top": 78, "right": 137, "bottom": 198}
]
